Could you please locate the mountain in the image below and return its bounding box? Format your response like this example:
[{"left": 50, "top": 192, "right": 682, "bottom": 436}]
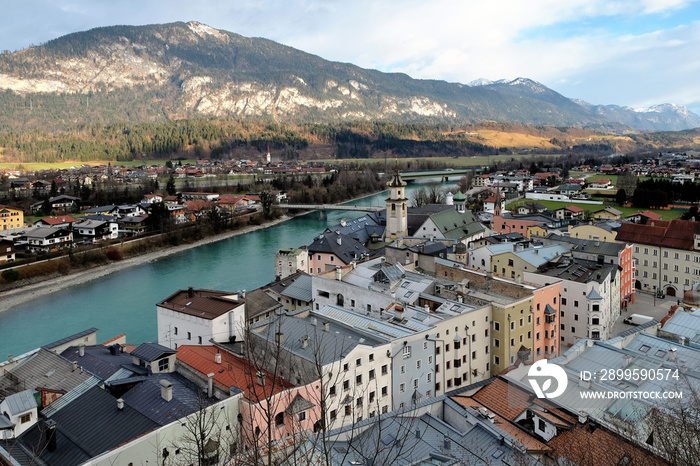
[
  {"left": 0, "top": 21, "right": 696, "bottom": 132},
  {"left": 570, "top": 100, "right": 700, "bottom": 131}
]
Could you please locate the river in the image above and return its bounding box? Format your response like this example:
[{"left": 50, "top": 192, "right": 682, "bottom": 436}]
[{"left": 0, "top": 178, "right": 459, "bottom": 358}]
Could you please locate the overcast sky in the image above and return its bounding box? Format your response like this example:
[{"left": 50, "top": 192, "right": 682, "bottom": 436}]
[{"left": 4, "top": 0, "right": 700, "bottom": 114}]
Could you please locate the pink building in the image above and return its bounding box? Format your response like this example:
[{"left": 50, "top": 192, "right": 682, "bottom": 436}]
[{"left": 531, "top": 282, "right": 561, "bottom": 360}]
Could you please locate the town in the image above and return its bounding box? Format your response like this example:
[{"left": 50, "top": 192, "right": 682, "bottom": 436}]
[{"left": 1, "top": 157, "right": 700, "bottom": 465}]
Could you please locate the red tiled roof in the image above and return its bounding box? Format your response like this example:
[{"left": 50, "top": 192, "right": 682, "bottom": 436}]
[
  {"left": 158, "top": 289, "right": 243, "bottom": 320},
  {"left": 616, "top": 219, "right": 698, "bottom": 250},
  {"left": 38, "top": 216, "right": 77, "bottom": 225},
  {"left": 471, "top": 378, "right": 529, "bottom": 420},
  {"left": 565, "top": 206, "right": 584, "bottom": 213},
  {"left": 177, "top": 346, "right": 294, "bottom": 401}
]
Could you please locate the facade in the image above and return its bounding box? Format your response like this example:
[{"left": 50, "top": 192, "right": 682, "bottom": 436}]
[
  {"left": 616, "top": 219, "right": 700, "bottom": 296},
  {"left": 23, "top": 227, "right": 73, "bottom": 253},
  {"left": 156, "top": 288, "right": 246, "bottom": 349},
  {"left": 413, "top": 208, "right": 485, "bottom": 248},
  {"left": 567, "top": 221, "right": 620, "bottom": 243},
  {"left": 73, "top": 219, "right": 119, "bottom": 243},
  {"left": 0, "top": 205, "right": 23, "bottom": 231},
  {"left": 0, "top": 239, "right": 14, "bottom": 263},
  {"left": 525, "top": 258, "right": 621, "bottom": 347},
  {"left": 274, "top": 247, "right": 309, "bottom": 279},
  {"left": 490, "top": 244, "right": 570, "bottom": 281},
  {"left": 307, "top": 231, "right": 369, "bottom": 275}
]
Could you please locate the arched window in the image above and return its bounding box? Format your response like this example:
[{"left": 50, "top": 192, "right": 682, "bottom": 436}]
[
  {"left": 275, "top": 412, "right": 285, "bottom": 426},
  {"left": 337, "top": 294, "right": 344, "bottom": 307},
  {"left": 255, "top": 426, "right": 261, "bottom": 437}
]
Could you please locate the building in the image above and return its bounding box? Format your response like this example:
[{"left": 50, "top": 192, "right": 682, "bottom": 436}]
[
  {"left": 274, "top": 247, "right": 309, "bottom": 280},
  {"left": 73, "top": 219, "right": 119, "bottom": 243},
  {"left": 34, "top": 215, "right": 77, "bottom": 228},
  {"left": 0, "top": 239, "right": 14, "bottom": 263},
  {"left": 592, "top": 207, "right": 623, "bottom": 220},
  {"left": 0, "top": 205, "right": 23, "bottom": 231},
  {"left": 489, "top": 244, "right": 571, "bottom": 281},
  {"left": 23, "top": 227, "right": 73, "bottom": 253},
  {"left": 616, "top": 219, "right": 700, "bottom": 296},
  {"left": 551, "top": 205, "right": 585, "bottom": 221},
  {"left": 568, "top": 220, "right": 621, "bottom": 243},
  {"left": 625, "top": 210, "right": 663, "bottom": 224},
  {"left": 307, "top": 231, "right": 370, "bottom": 275},
  {"left": 525, "top": 257, "right": 621, "bottom": 347},
  {"left": 157, "top": 288, "right": 246, "bottom": 349},
  {"left": 384, "top": 171, "right": 408, "bottom": 242}
]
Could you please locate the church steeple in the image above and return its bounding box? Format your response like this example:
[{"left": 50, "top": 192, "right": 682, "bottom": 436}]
[{"left": 384, "top": 169, "right": 408, "bottom": 242}]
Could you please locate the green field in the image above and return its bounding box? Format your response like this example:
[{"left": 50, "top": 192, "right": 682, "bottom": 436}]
[
  {"left": 506, "top": 199, "right": 685, "bottom": 221},
  {"left": 0, "top": 160, "right": 196, "bottom": 171}
]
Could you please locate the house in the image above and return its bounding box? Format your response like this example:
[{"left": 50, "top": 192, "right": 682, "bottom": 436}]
[
  {"left": 264, "top": 272, "right": 313, "bottom": 312},
  {"left": 34, "top": 215, "right": 77, "bottom": 228},
  {"left": 412, "top": 207, "right": 485, "bottom": 248},
  {"left": 557, "top": 183, "right": 583, "bottom": 197},
  {"left": 30, "top": 195, "right": 80, "bottom": 213},
  {"left": 551, "top": 205, "right": 585, "bottom": 220},
  {"left": 568, "top": 220, "right": 621, "bottom": 243},
  {"left": 0, "top": 239, "right": 14, "bottom": 263},
  {"left": 588, "top": 178, "right": 612, "bottom": 189},
  {"left": 73, "top": 219, "right": 119, "bottom": 243},
  {"left": 118, "top": 215, "right": 149, "bottom": 236},
  {"left": 116, "top": 204, "right": 147, "bottom": 218},
  {"left": 307, "top": 230, "right": 370, "bottom": 275},
  {"left": 489, "top": 244, "right": 570, "bottom": 281},
  {"left": 23, "top": 227, "right": 73, "bottom": 253},
  {"left": 83, "top": 205, "right": 118, "bottom": 216},
  {"left": 625, "top": 210, "right": 663, "bottom": 224},
  {"left": 592, "top": 207, "right": 623, "bottom": 220},
  {"left": 515, "top": 203, "right": 547, "bottom": 215},
  {"left": 141, "top": 194, "right": 164, "bottom": 204},
  {"left": 274, "top": 247, "right": 309, "bottom": 279},
  {"left": 0, "top": 205, "right": 24, "bottom": 231},
  {"left": 156, "top": 288, "right": 247, "bottom": 349},
  {"left": 0, "top": 390, "right": 38, "bottom": 439}
]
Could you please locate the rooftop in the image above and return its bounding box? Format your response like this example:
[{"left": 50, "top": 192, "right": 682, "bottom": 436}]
[{"left": 157, "top": 288, "right": 243, "bottom": 320}]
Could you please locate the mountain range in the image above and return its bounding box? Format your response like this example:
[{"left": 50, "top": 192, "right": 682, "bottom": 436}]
[{"left": 0, "top": 21, "right": 697, "bottom": 132}]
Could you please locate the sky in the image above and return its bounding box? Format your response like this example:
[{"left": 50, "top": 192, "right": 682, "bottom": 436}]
[{"left": 3, "top": 0, "right": 700, "bottom": 114}]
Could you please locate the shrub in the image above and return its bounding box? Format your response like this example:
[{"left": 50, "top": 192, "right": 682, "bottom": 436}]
[
  {"left": 1, "top": 269, "right": 19, "bottom": 282},
  {"left": 106, "top": 247, "right": 124, "bottom": 261}
]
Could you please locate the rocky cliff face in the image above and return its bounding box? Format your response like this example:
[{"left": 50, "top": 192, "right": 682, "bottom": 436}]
[{"left": 0, "top": 21, "right": 696, "bottom": 131}]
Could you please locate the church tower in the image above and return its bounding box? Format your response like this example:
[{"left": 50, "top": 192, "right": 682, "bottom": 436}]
[{"left": 384, "top": 170, "right": 408, "bottom": 242}]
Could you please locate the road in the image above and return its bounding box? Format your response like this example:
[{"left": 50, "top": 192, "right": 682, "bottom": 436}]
[{"left": 611, "top": 290, "right": 680, "bottom": 337}]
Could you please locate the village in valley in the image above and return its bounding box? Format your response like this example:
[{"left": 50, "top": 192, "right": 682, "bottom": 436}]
[{"left": 1, "top": 150, "right": 700, "bottom": 465}]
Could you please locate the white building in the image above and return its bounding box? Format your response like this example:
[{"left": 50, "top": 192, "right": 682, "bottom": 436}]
[{"left": 157, "top": 288, "right": 246, "bottom": 349}]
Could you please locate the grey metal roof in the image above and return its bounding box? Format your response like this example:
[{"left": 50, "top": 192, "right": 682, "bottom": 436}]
[
  {"left": 130, "top": 343, "right": 176, "bottom": 363},
  {"left": 40, "top": 376, "right": 102, "bottom": 418},
  {"left": 307, "top": 230, "right": 370, "bottom": 264},
  {"left": 0, "top": 349, "right": 94, "bottom": 400},
  {"left": 61, "top": 345, "right": 136, "bottom": 381},
  {"left": 279, "top": 273, "right": 313, "bottom": 302},
  {"left": 542, "top": 234, "right": 624, "bottom": 257},
  {"left": 586, "top": 289, "right": 603, "bottom": 300},
  {"left": 544, "top": 304, "right": 556, "bottom": 315},
  {"left": 44, "top": 328, "right": 98, "bottom": 350},
  {"left": 658, "top": 309, "right": 700, "bottom": 340},
  {"left": 2, "top": 390, "right": 36, "bottom": 416}
]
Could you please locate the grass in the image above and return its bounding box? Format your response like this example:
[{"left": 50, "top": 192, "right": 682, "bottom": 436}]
[
  {"left": 506, "top": 199, "right": 685, "bottom": 221},
  {"left": 0, "top": 160, "right": 196, "bottom": 171}
]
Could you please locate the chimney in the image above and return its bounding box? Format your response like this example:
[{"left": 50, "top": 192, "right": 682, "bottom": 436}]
[
  {"left": 79, "top": 345, "right": 85, "bottom": 357},
  {"left": 513, "top": 244, "right": 517, "bottom": 252},
  {"left": 257, "top": 370, "right": 265, "bottom": 386},
  {"left": 46, "top": 419, "right": 57, "bottom": 452},
  {"left": 276, "top": 332, "right": 284, "bottom": 346},
  {"left": 623, "top": 354, "right": 632, "bottom": 367},
  {"left": 311, "top": 317, "right": 317, "bottom": 326},
  {"left": 241, "top": 289, "right": 246, "bottom": 299},
  {"left": 117, "top": 398, "right": 124, "bottom": 410},
  {"left": 188, "top": 287, "right": 195, "bottom": 298},
  {"left": 207, "top": 373, "right": 214, "bottom": 398},
  {"left": 336, "top": 266, "right": 342, "bottom": 281},
  {"left": 415, "top": 428, "right": 420, "bottom": 439},
  {"left": 578, "top": 411, "right": 588, "bottom": 425},
  {"left": 669, "top": 348, "right": 677, "bottom": 362},
  {"left": 323, "top": 322, "right": 330, "bottom": 332},
  {"left": 443, "top": 436, "right": 451, "bottom": 451},
  {"left": 424, "top": 304, "right": 430, "bottom": 313},
  {"left": 337, "top": 236, "right": 342, "bottom": 246},
  {"left": 394, "top": 305, "right": 404, "bottom": 321},
  {"left": 160, "top": 379, "right": 173, "bottom": 402},
  {"left": 301, "top": 335, "right": 309, "bottom": 348},
  {"left": 72, "top": 361, "right": 78, "bottom": 372},
  {"left": 215, "top": 352, "right": 222, "bottom": 364}
]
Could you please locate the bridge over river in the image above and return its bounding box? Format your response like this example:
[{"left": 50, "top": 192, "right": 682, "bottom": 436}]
[{"left": 277, "top": 204, "right": 383, "bottom": 218}]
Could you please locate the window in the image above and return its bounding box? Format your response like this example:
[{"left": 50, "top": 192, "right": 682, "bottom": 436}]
[
  {"left": 574, "top": 314, "right": 579, "bottom": 321},
  {"left": 403, "top": 345, "right": 411, "bottom": 358},
  {"left": 329, "top": 385, "right": 336, "bottom": 396},
  {"left": 381, "top": 365, "right": 388, "bottom": 375},
  {"left": 400, "top": 383, "right": 405, "bottom": 393},
  {"left": 356, "top": 374, "right": 362, "bottom": 384},
  {"left": 446, "top": 344, "right": 450, "bottom": 352},
  {"left": 187, "top": 332, "right": 191, "bottom": 340},
  {"left": 495, "top": 338, "right": 500, "bottom": 348},
  {"left": 330, "top": 409, "right": 337, "bottom": 420},
  {"left": 401, "top": 365, "right": 406, "bottom": 374},
  {"left": 427, "top": 373, "right": 432, "bottom": 383},
  {"left": 495, "top": 356, "right": 500, "bottom": 366},
  {"left": 356, "top": 397, "right": 363, "bottom": 407},
  {"left": 369, "top": 353, "right": 374, "bottom": 362},
  {"left": 574, "top": 301, "right": 578, "bottom": 308},
  {"left": 343, "top": 363, "right": 349, "bottom": 372},
  {"left": 510, "top": 321, "right": 515, "bottom": 331},
  {"left": 198, "top": 336, "right": 202, "bottom": 344},
  {"left": 416, "top": 360, "right": 422, "bottom": 369},
  {"left": 298, "top": 411, "right": 306, "bottom": 422},
  {"left": 494, "top": 322, "right": 500, "bottom": 332},
  {"left": 275, "top": 412, "right": 285, "bottom": 426},
  {"left": 382, "top": 386, "right": 388, "bottom": 396},
  {"left": 20, "top": 413, "right": 31, "bottom": 424},
  {"left": 369, "top": 369, "right": 375, "bottom": 380},
  {"left": 370, "top": 391, "right": 376, "bottom": 402},
  {"left": 356, "top": 358, "right": 362, "bottom": 366},
  {"left": 572, "top": 327, "right": 576, "bottom": 333},
  {"left": 345, "top": 405, "right": 352, "bottom": 416},
  {"left": 158, "top": 358, "right": 169, "bottom": 372},
  {"left": 174, "top": 327, "right": 178, "bottom": 335},
  {"left": 472, "top": 351, "right": 477, "bottom": 360},
  {"left": 343, "top": 380, "right": 349, "bottom": 391}
]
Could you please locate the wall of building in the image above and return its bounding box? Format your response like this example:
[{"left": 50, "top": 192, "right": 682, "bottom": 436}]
[{"left": 490, "top": 297, "right": 535, "bottom": 375}]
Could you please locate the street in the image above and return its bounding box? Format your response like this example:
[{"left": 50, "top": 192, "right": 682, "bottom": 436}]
[{"left": 611, "top": 290, "right": 680, "bottom": 337}]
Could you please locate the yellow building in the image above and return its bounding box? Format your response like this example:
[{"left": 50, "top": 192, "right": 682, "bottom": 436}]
[
  {"left": 0, "top": 205, "right": 23, "bottom": 231},
  {"left": 491, "top": 297, "right": 535, "bottom": 375},
  {"left": 527, "top": 225, "right": 548, "bottom": 239},
  {"left": 567, "top": 223, "right": 619, "bottom": 243},
  {"left": 491, "top": 245, "right": 570, "bottom": 281},
  {"left": 592, "top": 207, "right": 623, "bottom": 220}
]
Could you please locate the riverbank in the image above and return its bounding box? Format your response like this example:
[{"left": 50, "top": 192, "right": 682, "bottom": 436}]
[{"left": 0, "top": 215, "right": 293, "bottom": 313}]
